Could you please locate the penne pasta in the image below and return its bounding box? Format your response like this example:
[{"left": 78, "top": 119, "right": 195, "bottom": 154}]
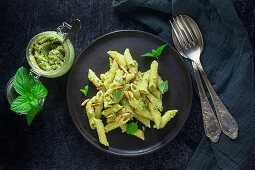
[
  {"left": 86, "top": 96, "right": 97, "bottom": 129},
  {"left": 94, "top": 119, "right": 109, "bottom": 146},
  {"left": 123, "top": 48, "right": 136, "bottom": 69},
  {"left": 147, "top": 92, "right": 163, "bottom": 112},
  {"left": 105, "top": 117, "right": 129, "bottom": 133},
  {"left": 88, "top": 69, "right": 103, "bottom": 88},
  {"left": 149, "top": 103, "right": 162, "bottom": 129},
  {"left": 104, "top": 60, "right": 119, "bottom": 88},
  {"left": 138, "top": 71, "right": 150, "bottom": 94},
  {"left": 130, "top": 83, "right": 140, "bottom": 99},
  {"left": 159, "top": 110, "right": 178, "bottom": 129},
  {"left": 107, "top": 51, "right": 127, "bottom": 69},
  {"left": 134, "top": 114, "right": 151, "bottom": 128},
  {"left": 84, "top": 48, "right": 177, "bottom": 146},
  {"left": 102, "top": 104, "right": 123, "bottom": 116},
  {"left": 148, "top": 61, "right": 158, "bottom": 92}
]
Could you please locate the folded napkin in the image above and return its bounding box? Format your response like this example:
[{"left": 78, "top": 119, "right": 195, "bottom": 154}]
[{"left": 112, "top": 0, "right": 254, "bottom": 169}]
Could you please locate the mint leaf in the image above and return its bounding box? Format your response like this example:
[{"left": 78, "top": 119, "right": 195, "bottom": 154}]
[
  {"left": 156, "top": 44, "right": 167, "bottom": 56},
  {"left": 26, "top": 105, "right": 42, "bottom": 126},
  {"left": 113, "top": 89, "right": 122, "bottom": 102},
  {"left": 29, "top": 98, "right": 39, "bottom": 107},
  {"left": 13, "top": 67, "right": 35, "bottom": 95},
  {"left": 126, "top": 122, "right": 138, "bottom": 134},
  {"left": 30, "top": 82, "right": 48, "bottom": 99},
  {"left": 141, "top": 53, "right": 154, "bottom": 57},
  {"left": 158, "top": 80, "right": 168, "bottom": 94},
  {"left": 10, "top": 66, "right": 47, "bottom": 125},
  {"left": 80, "top": 85, "right": 88, "bottom": 96},
  {"left": 10, "top": 95, "right": 31, "bottom": 113}
]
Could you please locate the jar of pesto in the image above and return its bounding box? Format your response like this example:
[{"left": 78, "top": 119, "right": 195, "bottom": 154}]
[
  {"left": 26, "top": 23, "right": 75, "bottom": 78},
  {"left": 6, "top": 21, "right": 80, "bottom": 125}
]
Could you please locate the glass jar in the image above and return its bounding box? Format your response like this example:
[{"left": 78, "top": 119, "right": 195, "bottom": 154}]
[
  {"left": 6, "top": 76, "right": 45, "bottom": 115},
  {"left": 6, "top": 21, "right": 77, "bottom": 117},
  {"left": 26, "top": 31, "right": 75, "bottom": 78}
]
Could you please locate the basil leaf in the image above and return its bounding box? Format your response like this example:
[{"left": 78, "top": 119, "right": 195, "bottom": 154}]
[
  {"left": 158, "top": 80, "right": 168, "bottom": 94},
  {"left": 142, "top": 104, "right": 147, "bottom": 110},
  {"left": 80, "top": 85, "right": 89, "bottom": 96},
  {"left": 13, "top": 67, "right": 35, "bottom": 96},
  {"left": 156, "top": 44, "right": 167, "bottom": 56},
  {"left": 10, "top": 95, "right": 31, "bottom": 113},
  {"left": 126, "top": 122, "right": 138, "bottom": 134},
  {"left": 141, "top": 44, "right": 167, "bottom": 62},
  {"left": 113, "top": 89, "right": 122, "bottom": 102},
  {"left": 26, "top": 105, "right": 42, "bottom": 126},
  {"left": 140, "top": 53, "right": 155, "bottom": 57},
  {"left": 152, "top": 49, "right": 159, "bottom": 57},
  {"left": 30, "top": 82, "right": 48, "bottom": 99}
]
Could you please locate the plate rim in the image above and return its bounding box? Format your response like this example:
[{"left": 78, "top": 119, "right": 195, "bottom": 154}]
[{"left": 66, "top": 30, "right": 193, "bottom": 157}]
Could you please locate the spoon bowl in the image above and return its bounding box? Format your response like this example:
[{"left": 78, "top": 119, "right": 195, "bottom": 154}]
[{"left": 172, "top": 15, "right": 204, "bottom": 59}]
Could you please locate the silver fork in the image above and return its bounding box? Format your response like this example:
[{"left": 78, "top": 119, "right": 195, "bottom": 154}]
[
  {"left": 170, "top": 15, "right": 238, "bottom": 140},
  {"left": 170, "top": 17, "right": 221, "bottom": 143}
]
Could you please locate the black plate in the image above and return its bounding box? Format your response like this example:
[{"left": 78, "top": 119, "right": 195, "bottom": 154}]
[{"left": 67, "top": 30, "right": 193, "bottom": 156}]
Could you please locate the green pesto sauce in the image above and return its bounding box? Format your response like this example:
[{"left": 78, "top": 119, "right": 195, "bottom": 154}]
[{"left": 29, "top": 35, "right": 65, "bottom": 71}]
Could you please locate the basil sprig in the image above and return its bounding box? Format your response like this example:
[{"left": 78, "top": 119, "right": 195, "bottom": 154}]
[
  {"left": 10, "top": 67, "right": 48, "bottom": 125},
  {"left": 141, "top": 44, "right": 167, "bottom": 62},
  {"left": 80, "top": 85, "right": 89, "bottom": 96}
]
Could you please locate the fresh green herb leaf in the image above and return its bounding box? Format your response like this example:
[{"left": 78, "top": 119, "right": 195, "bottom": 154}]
[
  {"left": 13, "top": 67, "right": 35, "bottom": 95},
  {"left": 140, "top": 44, "right": 167, "bottom": 62},
  {"left": 25, "top": 93, "right": 38, "bottom": 107},
  {"left": 126, "top": 122, "right": 138, "bottom": 134},
  {"left": 158, "top": 80, "right": 168, "bottom": 94},
  {"left": 140, "top": 53, "right": 155, "bottom": 57},
  {"left": 29, "top": 98, "right": 38, "bottom": 107},
  {"left": 80, "top": 85, "right": 89, "bottom": 96},
  {"left": 30, "top": 82, "right": 48, "bottom": 99},
  {"left": 26, "top": 105, "right": 42, "bottom": 126},
  {"left": 10, "top": 66, "right": 48, "bottom": 125},
  {"left": 152, "top": 49, "right": 158, "bottom": 56},
  {"left": 156, "top": 44, "right": 167, "bottom": 56},
  {"left": 142, "top": 104, "right": 147, "bottom": 110},
  {"left": 113, "top": 89, "right": 122, "bottom": 102},
  {"left": 10, "top": 95, "right": 31, "bottom": 113}
]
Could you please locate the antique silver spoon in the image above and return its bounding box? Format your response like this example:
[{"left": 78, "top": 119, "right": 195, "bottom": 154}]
[{"left": 170, "top": 15, "right": 238, "bottom": 140}]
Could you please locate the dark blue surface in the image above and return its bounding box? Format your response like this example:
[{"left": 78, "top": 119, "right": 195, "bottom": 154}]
[{"left": 0, "top": 0, "right": 254, "bottom": 169}]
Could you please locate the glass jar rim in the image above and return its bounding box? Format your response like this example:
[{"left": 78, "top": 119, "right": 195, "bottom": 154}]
[{"left": 26, "top": 31, "right": 71, "bottom": 77}]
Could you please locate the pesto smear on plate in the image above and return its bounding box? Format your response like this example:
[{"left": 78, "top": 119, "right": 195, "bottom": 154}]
[{"left": 29, "top": 35, "right": 65, "bottom": 71}]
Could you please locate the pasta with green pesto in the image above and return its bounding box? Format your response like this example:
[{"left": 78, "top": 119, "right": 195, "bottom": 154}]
[{"left": 81, "top": 48, "right": 178, "bottom": 146}]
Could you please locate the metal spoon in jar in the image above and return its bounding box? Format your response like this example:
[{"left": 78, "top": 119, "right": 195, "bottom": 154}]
[
  {"left": 62, "top": 19, "right": 81, "bottom": 44},
  {"left": 170, "top": 15, "right": 238, "bottom": 140}
]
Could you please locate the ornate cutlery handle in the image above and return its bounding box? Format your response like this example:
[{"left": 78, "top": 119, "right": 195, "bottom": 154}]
[
  {"left": 192, "top": 62, "right": 221, "bottom": 142},
  {"left": 196, "top": 61, "right": 238, "bottom": 139}
]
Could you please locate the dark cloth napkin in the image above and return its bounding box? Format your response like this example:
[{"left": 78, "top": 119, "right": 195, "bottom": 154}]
[{"left": 112, "top": 0, "right": 254, "bottom": 169}]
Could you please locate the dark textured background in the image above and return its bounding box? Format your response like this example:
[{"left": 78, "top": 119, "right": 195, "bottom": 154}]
[{"left": 0, "top": 0, "right": 254, "bottom": 169}]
